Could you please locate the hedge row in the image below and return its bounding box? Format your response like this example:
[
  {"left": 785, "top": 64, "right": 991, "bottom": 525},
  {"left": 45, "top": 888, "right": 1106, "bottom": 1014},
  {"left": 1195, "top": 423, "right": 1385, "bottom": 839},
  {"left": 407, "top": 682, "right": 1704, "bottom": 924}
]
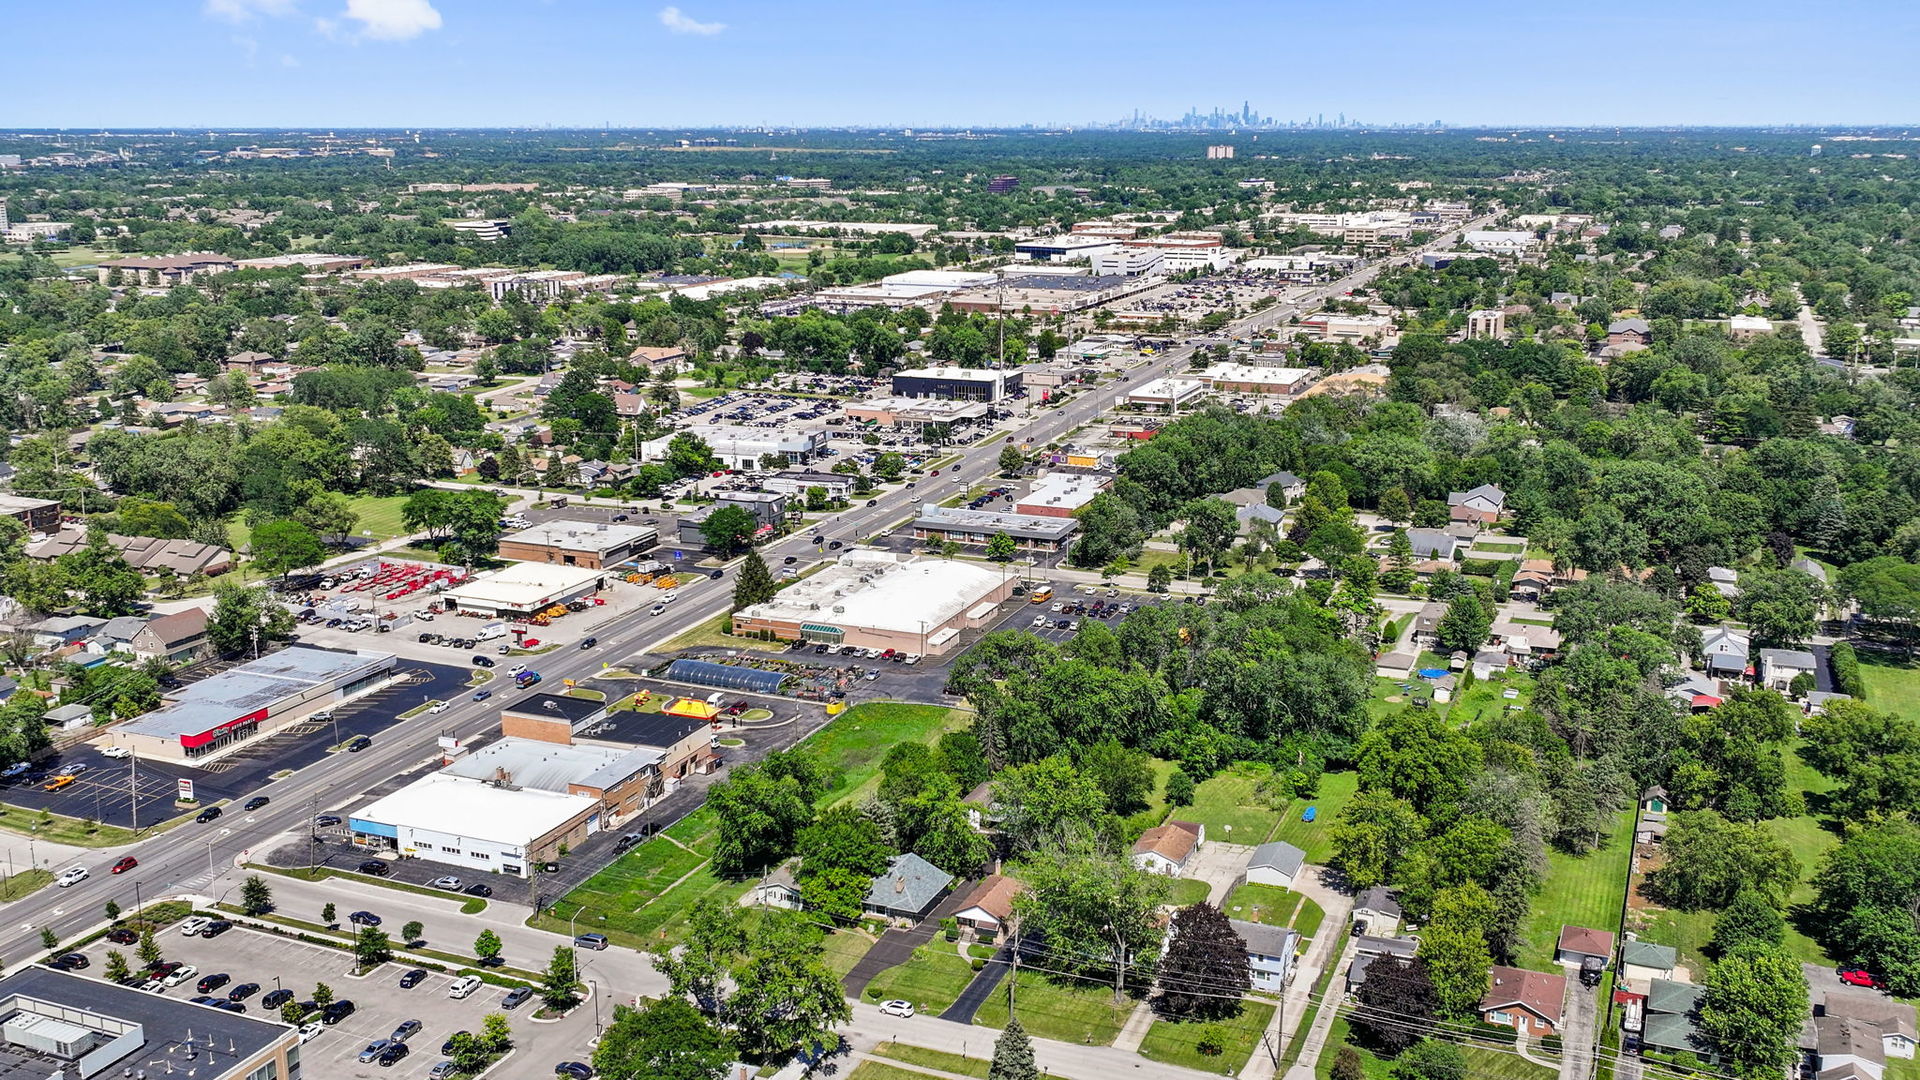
[{"left": 1831, "top": 641, "right": 1867, "bottom": 700}]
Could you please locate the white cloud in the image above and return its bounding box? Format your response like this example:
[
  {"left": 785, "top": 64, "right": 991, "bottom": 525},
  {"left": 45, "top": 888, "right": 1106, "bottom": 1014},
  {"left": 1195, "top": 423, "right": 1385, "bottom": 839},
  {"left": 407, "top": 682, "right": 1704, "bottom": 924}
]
[
  {"left": 340, "top": 0, "right": 442, "bottom": 40},
  {"left": 659, "top": 6, "right": 725, "bottom": 35},
  {"left": 280, "top": 53, "right": 302, "bottom": 67},
  {"left": 204, "top": 0, "right": 298, "bottom": 22}
]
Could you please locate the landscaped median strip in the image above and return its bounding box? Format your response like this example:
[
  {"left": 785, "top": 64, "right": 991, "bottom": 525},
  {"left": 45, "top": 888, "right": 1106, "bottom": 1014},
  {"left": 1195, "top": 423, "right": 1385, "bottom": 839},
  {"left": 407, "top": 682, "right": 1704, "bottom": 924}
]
[{"left": 247, "top": 862, "right": 490, "bottom": 914}]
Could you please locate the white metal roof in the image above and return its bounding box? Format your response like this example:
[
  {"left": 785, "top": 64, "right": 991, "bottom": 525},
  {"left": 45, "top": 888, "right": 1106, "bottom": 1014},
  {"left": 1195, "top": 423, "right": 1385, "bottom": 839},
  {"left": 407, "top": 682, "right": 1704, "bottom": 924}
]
[
  {"left": 352, "top": 773, "right": 596, "bottom": 846},
  {"left": 442, "top": 563, "right": 602, "bottom": 608},
  {"left": 737, "top": 549, "right": 1003, "bottom": 635}
]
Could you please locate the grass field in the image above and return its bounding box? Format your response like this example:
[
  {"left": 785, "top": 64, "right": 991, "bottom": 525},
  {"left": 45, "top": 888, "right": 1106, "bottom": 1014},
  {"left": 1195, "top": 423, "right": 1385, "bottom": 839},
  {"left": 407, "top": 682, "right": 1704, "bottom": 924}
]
[
  {"left": 863, "top": 944, "right": 978, "bottom": 1015},
  {"left": 1167, "top": 878, "right": 1213, "bottom": 907},
  {"left": 1224, "top": 884, "right": 1302, "bottom": 926},
  {"left": 1316, "top": 1016, "right": 1556, "bottom": 1080},
  {"left": 871, "top": 1043, "right": 990, "bottom": 1079},
  {"left": 1517, "top": 810, "right": 1635, "bottom": 970},
  {"left": 1269, "top": 771, "right": 1359, "bottom": 863},
  {"left": 0, "top": 870, "right": 52, "bottom": 902},
  {"left": 1138, "top": 1000, "right": 1277, "bottom": 1074},
  {"left": 0, "top": 244, "right": 117, "bottom": 268},
  {"left": 1179, "top": 767, "right": 1283, "bottom": 844},
  {"left": 823, "top": 929, "right": 876, "bottom": 978},
  {"left": 973, "top": 972, "right": 1133, "bottom": 1046},
  {"left": 1860, "top": 654, "right": 1920, "bottom": 722},
  {"left": 545, "top": 702, "right": 965, "bottom": 945},
  {"left": 228, "top": 492, "right": 415, "bottom": 554}
]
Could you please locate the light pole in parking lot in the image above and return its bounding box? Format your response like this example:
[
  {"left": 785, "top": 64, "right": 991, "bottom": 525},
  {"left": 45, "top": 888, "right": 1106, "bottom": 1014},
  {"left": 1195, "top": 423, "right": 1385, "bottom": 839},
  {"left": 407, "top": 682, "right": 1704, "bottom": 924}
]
[{"left": 133, "top": 880, "right": 143, "bottom": 918}]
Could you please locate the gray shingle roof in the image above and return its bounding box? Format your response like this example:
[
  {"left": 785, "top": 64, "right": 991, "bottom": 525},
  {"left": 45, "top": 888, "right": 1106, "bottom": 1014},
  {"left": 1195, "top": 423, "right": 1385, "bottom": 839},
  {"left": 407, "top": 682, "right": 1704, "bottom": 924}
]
[
  {"left": 864, "top": 853, "right": 953, "bottom": 916},
  {"left": 1621, "top": 940, "right": 1677, "bottom": 970},
  {"left": 1247, "top": 841, "right": 1305, "bottom": 879}
]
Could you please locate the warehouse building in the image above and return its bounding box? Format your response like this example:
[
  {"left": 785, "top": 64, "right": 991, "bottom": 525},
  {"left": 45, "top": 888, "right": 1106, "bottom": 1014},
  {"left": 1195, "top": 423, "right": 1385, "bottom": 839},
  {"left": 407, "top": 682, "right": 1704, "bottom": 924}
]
[
  {"left": 0, "top": 966, "right": 303, "bottom": 1080},
  {"left": 103, "top": 646, "right": 397, "bottom": 764},
  {"left": 1016, "top": 472, "right": 1110, "bottom": 517},
  {"left": 439, "top": 563, "right": 607, "bottom": 617},
  {"left": 1199, "top": 363, "right": 1314, "bottom": 395},
  {"left": 497, "top": 521, "right": 658, "bottom": 569},
  {"left": 911, "top": 505, "right": 1079, "bottom": 552},
  {"left": 890, "top": 366, "right": 1022, "bottom": 402},
  {"left": 641, "top": 425, "right": 826, "bottom": 471},
  {"left": 349, "top": 773, "right": 598, "bottom": 878},
  {"left": 1125, "top": 377, "right": 1209, "bottom": 411},
  {"left": 732, "top": 549, "right": 1012, "bottom": 656}
]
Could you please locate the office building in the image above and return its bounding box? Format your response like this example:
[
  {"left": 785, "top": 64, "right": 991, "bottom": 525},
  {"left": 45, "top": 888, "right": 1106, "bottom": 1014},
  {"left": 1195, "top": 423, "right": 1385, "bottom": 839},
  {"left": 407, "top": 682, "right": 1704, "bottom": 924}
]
[
  {"left": 1466, "top": 309, "right": 1507, "bottom": 339},
  {"left": 890, "top": 366, "right": 1021, "bottom": 402},
  {"left": 911, "top": 505, "right": 1079, "bottom": 552},
  {"left": 447, "top": 219, "right": 510, "bottom": 242},
  {"left": 678, "top": 491, "right": 790, "bottom": 547},
  {"left": 1016, "top": 473, "right": 1110, "bottom": 518},
  {"left": 497, "top": 521, "right": 658, "bottom": 569},
  {"left": 1013, "top": 235, "right": 1118, "bottom": 264},
  {"left": 0, "top": 495, "right": 60, "bottom": 535},
  {"left": 95, "top": 254, "right": 237, "bottom": 286},
  {"left": 1199, "top": 363, "right": 1313, "bottom": 395},
  {"left": 642, "top": 425, "right": 825, "bottom": 471},
  {"left": 988, "top": 175, "right": 1019, "bottom": 193},
  {"left": 1125, "top": 377, "right": 1209, "bottom": 411}
]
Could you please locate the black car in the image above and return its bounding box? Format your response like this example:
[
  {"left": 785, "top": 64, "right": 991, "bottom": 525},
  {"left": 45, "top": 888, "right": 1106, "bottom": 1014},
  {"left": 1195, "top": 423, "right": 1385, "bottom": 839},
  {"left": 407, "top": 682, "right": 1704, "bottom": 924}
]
[
  {"left": 442, "top": 1033, "right": 469, "bottom": 1055},
  {"left": 378, "top": 1043, "right": 411, "bottom": 1067},
  {"left": 398, "top": 969, "right": 427, "bottom": 989},
  {"left": 315, "top": 814, "right": 343, "bottom": 828},
  {"left": 463, "top": 883, "right": 492, "bottom": 898},
  {"left": 243, "top": 796, "right": 270, "bottom": 811},
  {"left": 783, "top": 556, "right": 797, "bottom": 565},
  {"left": 262, "top": 989, "right": 294, "bottom": 1009},
  {"left": 348, "top": 910, "right": 381, "bottom": 926},
  {"left": 197, "top": 973, "right": 231, "bottom": 994},
  {"left": 472, "top": 656, "right": 495, "bottom": 668},
  {"left": 346, "top": 736, "right": 372, "bottom": 753},
  {"left": 196, "top": 806, "right": 222, "bottom": 823},
  {"left": 556, "top": 1063, "right": 594, "bottom": 1080},
  {"left": 48, "top": 953, "right": 88, "bottom": 971},
  {"left": 580, "top": 637, "right": 597, "bottom": 650},
  {"left": 502, "top": 986, "right": 533, "bottom": 1009},
  {"left": 228, "top": 983, "right": 260, "bottom": 1001},
  {"left": 216, "top": 1001, "right": 247, "bottom": 1013},
  {"left": 322, "top": 1000, "right": 356, "bottom": 1025},
  {"left": 201, "top": 919, "right": 233, "bottom": 938},
  {"left": 709, "top": 569, "right": 724, "bottom": 580},
  {"left": 358, "top": 859, "right": 390, "bottom": 876}
]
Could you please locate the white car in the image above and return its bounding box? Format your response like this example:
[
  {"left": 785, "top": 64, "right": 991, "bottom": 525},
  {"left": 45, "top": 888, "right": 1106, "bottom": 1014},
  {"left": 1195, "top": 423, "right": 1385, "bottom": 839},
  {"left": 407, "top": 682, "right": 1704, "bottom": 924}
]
[
  {"left": 427, "top": 701, "right": 449, "bottom": 715},
  {"left": 430, "top": 876, "right": 462, "bottom": 891},
  {"left": 1050, "top": 602, "right": 1064, "bottom": 613},
  {"left": 879, "top": 999, "right": 916, "bottom": 1018},
  {"left": 1031, "top": 615, "right": 1047, "bottom": 628},
  {"left": 650, "top": 603, "right": 666, "bottom": 617},
  {"left": 909, "top": 496, "right": 921, "bottom": 504},
  {"left": 163, "top": 965, "right": 199, "bottom": 988},
  {"left": 98, "top": 746, "right": 131, "bottom": 760},
  {"left": 447, "top": 975, "right": 482, "bottom": 999},
  {"left": 299, "top": 1023, "right": 324, "bottom": 1043},
  {"left": 660, "top": 591, "right": 678, "bottom": 603},
  {"left": 508, "top": 664, "right": 527, "bottom": 677},
  {"left": 904, "top": 654, "right": 921, "bottom": 665},
  {"left": 177, "top": 916, "right": 211, "bottom": 937},
  {"left": 56, "top": 866, "right": 89, "bottom": 888}
]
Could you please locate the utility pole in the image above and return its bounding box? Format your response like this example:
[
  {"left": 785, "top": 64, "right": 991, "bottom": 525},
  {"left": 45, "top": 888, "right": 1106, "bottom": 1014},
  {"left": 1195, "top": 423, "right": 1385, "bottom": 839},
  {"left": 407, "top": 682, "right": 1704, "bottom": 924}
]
[{"left": 129, "top": 749, "right": 138, "bottom": 834}]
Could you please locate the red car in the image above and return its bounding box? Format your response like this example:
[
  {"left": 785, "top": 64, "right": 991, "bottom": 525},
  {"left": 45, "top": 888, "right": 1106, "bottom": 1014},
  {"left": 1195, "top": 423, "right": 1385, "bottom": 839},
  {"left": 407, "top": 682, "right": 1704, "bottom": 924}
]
[
  {"left": 110, "top": 856, "right": 137, "bottom": 874},
  {"left": 1839, "top": 968, "right": 1885, "bottom": 989}
]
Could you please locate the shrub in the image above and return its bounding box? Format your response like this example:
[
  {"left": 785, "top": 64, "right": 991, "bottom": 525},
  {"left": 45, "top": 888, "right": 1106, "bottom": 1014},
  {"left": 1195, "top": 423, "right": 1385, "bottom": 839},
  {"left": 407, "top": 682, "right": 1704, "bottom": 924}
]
[
  {"left": 1831, "top": 641, "right": 1866, "bottom": 699},
  {"left": 1195, "top": 1026, "right": 1227, "bottom": 1057}
]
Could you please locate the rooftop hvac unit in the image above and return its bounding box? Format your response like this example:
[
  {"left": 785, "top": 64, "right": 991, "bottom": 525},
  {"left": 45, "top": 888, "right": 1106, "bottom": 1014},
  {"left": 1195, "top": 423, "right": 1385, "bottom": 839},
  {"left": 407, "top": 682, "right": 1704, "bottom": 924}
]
[{"left": 833, "top": 605, "right": 845, "bottom": 614}]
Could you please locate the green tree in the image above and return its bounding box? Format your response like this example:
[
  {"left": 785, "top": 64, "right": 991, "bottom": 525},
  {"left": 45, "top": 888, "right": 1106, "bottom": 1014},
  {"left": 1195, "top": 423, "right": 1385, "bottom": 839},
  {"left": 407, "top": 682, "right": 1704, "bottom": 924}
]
[
  {"left": 313, "top": 982, "right": 334, "bottom": 1008},
  {"left": 1433, "top": 592, "right": 1490, "bottom": 654},
  {"left": 1646, "top": 810, "right": 1801, "bottom": 910},
  {"left": 240, "top": 874, "right": 272, "bottom": 915},
  {"left": 1178, "top": 498, "right": 1240, "bottom": 577},
  {"left": 104, "top": 899, "right": 120, "bottom": 921},
  {"left": 205, "top": 579, "right": 296, "bottom": 656},
  {"left": 1147, "top": 563, "right": 1173, "bottom": 593},
  {"left": 988, "top": 1017, "right": 1038, "bottom": 1080},
  {"left": 1417, "top": 922, "right": 1491, "bottom": 1020},
  {"left": 1071, "top": 493, "right": 1144, "bottom": 568},
  {"left": 137, "top": 928, "right": 161, "bottom": 967},
  {"left": 1377, "top": 487, "right": 1413, "bottom": 527},
  {"left": 986, "top": 533, "right": 1018, "bottom": 561},
  {"left": 1685, "top": 581, "right": 1733, "bottom": 622},
  {"left": 541, "top": 944, "right": 580, "bottom": 1011},
  {"left": 1699, "top": 944, "right": 1809, "bottom": 1080},
  {"left": 1711, "top": 889, "right": 1788, "bottom": 955},
  {"left": 1164, "top": 768, "right": 1196, "bottom": 806},
  {"left": 354, "top": 926, "right": 392, "bottom": 969},
  {"left": 732, "top": 549, "right": 777, "bottom": 612},
  {"left": 446, "top": 1031, "right": 491, "bottom": 1073},
  {"left": 592, "top": 998, "right": 733, "bottom": 1080},
  {"left": 1353, "top": 956, "right": 1439, "bottom": 1053},
  {"left": 481, "top": 1012, "right": 513, "bottom": 1053},
  {"left": 1013, "top": 842, "right": 1170, "bottom": 1001},
  {"left": 1393, "top": 1040, "right": 1466, "bottom": 1080},
  {"left": 1156, "top": 902, "right": 1250, "bottom": 1019},
  {"left": 104, "top": 950, "right": 130, "bottom": 983},
  {"left": 280, "top": 1000, "right": 307, "bottom": 1025},
  {"left": 793, "top": 805, "right": 892, "bottom": 923},
  {"left": 322, "top": 902, "right": 337, "bottom": 925},
  {"left": 475, "top": 929, "right": 504, "bottom": 964},
  {"left": 401, "top": 919, "right": 424, "bottom": 944},
  {"left": 1329, "top": 791, "right": 1425, "bottom": 890},
  {"left": 991, "top": 756, "right": 1109, "bottom": 852},
  {"left": 998, "top": 444, "right": 1026, "bottom": 476},
  {"left": 249, "top": 520, "right": 327, "bottom": 579},
  {"left": 723, "top": 912, "right": 852, "bottom": 1058},
  {"left": 699, "top": 506, "right": 760, "bottom": 556},
  {"left": 1798, "top": 699, "right": 1920, "bottom": 818},
  {"left": 653, "top": 899, "right": 748, "bottom": 1008}
]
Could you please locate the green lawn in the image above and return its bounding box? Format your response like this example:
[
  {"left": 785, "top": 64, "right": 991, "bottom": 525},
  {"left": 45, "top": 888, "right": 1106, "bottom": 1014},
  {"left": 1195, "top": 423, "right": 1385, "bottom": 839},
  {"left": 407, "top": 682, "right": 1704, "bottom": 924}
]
[
  {"left": 1167, "top": 878, "right": 1214, "bottom": 907},
  {"left": 1178, "top": 767, "right": 1282, "bottom": 844},
  {"left": 1224, "top": 884, "right": 1302, "bottom": 926},
  {"left": 1138, "top": 1000, "right": 1277, "bottom": 1075},
  {"left": 973, "top": 973, "right": 1133, "bottom": 1046},
  {"left": 1860, "top": 654, "right": 1920, "bottom": 722},
  {"left": 228, "top": 492, "right": 415, "bottom": 554},
  {"left": 1269, "top": 771, "right": 1359, "bottom": 864},
  {"left": 1316, "top": 1016, "right": 1555, "bottom": 1080},
  {"left": 871, "top": 1043, "right": 990, "bottom": 1079},
  {"left": 849, "top": 1062, "right": 942, "bottom": 1080},
  {"left": 864, "top": 944, "right": 979, "bottom": 1015},
  {"left": 1517, "top": 810, "right": 1634, "bottom": 971},
  {"left": 815, "top": 703, "right": 971, "bottom": 806},
  {"left": 823, "top": 930, "right": 877, "bottom": 978}
]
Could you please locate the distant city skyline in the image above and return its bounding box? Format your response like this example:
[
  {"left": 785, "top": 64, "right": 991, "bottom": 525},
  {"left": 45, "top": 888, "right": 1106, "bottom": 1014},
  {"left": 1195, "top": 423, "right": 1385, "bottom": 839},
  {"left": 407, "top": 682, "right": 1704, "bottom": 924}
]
[{"left": 6, "top": 0, "right": 1918, "bottom": 129}]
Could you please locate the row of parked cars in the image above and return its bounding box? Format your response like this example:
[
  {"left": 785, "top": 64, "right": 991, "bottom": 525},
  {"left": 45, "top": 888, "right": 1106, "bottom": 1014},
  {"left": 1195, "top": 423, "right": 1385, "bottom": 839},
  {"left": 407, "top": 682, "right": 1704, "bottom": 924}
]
[{"left": 791, "top": 641, "right": 921, "bottom": 664}]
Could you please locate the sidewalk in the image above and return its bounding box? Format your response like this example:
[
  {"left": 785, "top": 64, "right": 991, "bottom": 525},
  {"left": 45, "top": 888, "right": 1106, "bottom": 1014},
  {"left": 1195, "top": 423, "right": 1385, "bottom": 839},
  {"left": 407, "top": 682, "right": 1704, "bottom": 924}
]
[{"left": 843, "top": 1001, "right": 1222, "bottom": 1080}]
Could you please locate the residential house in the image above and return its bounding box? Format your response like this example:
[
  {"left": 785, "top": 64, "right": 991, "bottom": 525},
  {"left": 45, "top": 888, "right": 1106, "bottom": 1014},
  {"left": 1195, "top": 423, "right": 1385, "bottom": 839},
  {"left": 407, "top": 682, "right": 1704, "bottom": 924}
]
[
  {"left": 1259, "top": 471, "right": 1307, "bottom": 504},
  {"left": 1637, "top": 785, "right": 1671, "bottom": 845},
  {"left": 1411, "top": 602, "right": 1448, "bottom": 647},
  {"left": 1638, "top": 979, "right": 1709, "bottom": 1059},
  {"left": 1760, "top": 648, "right": 1818, "bottom": 692},
  {"left": 1345, "top": 939, "right": 1420, "bottom": 996},
  {"left": 92, "top": 615, "right": 147, "bottom": 655},
  {"left": 1405, "top": 529, "right": 1462, "bottom": 561},
  {"left": 1642, "top": 786, "right": 1669, "bottom": 815},
  {"left": 1244, "top": 841, "right": 1305, "bottom": 889},
  {"left": 1608, "top": 319, "right": 1653, "bottom": 347},
  {"left": 1821, "top": 992, "right": 1919, "bottom": 1063},
  {"left": 1701, "top": 627, "right": 1750, "bottom": 680},
  {"left": 1551, "top": 922, "right": 1612, "bottom": 960},
  {"left": 1480, "top": 965, "right": 1568, "bottom": 1036},
  {"left": 1353, "top": 888, "right": 1403, "bottom": 936},
  {"left": 1131, "top": 820, "right": 1204, "bottom": 876},
  {"left": 1509, "top": 563, "right": 1554, "bottom": 603},
  {"left": 30, "top": 616, "right": 103, "bottom": 649},
  {"left": 862, "top": 853, "right": 953, "bottom": 923},
  {"left": 1621, "top": 941, "right": 1678, "bottom": 984},
  {"left": 752, "top": 864, "right": 803, "bottom": 910},
  {"left": 131, "top": 608, "right": 210, "bottom": 664},
  {"left": 1706, "top": 566, "right": 1740, "bottom": 599},
  {"left": 629, "top": 345, "right": 687, "bottom": 369},
  {"left": 952, "top": 874, "right": 1024, "bottom": 941},
  {"left": 1231, "top": 919, "right": 1301, "bottom": 994},
  {"left": 1236, "top": 503, "right": 1287, "bottom": 534},
  {"left": 1447, "top": 484, "right": 1507, "bottom": 526},
  {"left": 1472, "top": 648, "right": 1510, "bottom": 680},
  {"left": 962, "top": 780, "right": 998, "bottom": 831}
]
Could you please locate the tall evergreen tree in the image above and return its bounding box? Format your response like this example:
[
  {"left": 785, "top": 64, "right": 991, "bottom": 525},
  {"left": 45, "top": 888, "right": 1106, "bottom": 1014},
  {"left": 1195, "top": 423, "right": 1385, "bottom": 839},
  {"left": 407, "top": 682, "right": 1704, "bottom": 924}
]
[
  {"left": 988, "top": 1016, "right": 1037, "bottom": 1080},
  {"left": 733, "top": 549, "right": 777, "bottom": 612}
]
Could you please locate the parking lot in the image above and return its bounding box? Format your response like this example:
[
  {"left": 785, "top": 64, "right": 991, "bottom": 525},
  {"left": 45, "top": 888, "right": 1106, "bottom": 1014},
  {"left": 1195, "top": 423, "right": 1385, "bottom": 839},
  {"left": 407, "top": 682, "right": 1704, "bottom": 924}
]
[
  {"left": 67, "top": 921, "right": 595, "bottom": 1080},
  {"left": 0, "top": 659, "right": 471, "bottom": 829}
]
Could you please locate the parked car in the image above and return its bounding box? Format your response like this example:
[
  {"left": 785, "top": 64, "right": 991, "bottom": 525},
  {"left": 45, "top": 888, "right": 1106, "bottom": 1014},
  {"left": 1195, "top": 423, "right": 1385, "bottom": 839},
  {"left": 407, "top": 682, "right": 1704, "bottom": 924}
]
[
  {"left": 358, "top": 860, "right": 390, "bottom": 876},
  {"left": 176, "top": 917, "right": 211, "bottom": 937},
  {"left": 556, "top": 1063, "right": 594, "bottom": 1080},
  {"left": 447, "top": 976, "right": 482, "bottom": 1000},
  {"left": 399, "top": 969, "right": 427, "bottom": 989},
  {"left": 502, "top": 987, "right": 534, "bottom": 1009},
  {"left": 263, "top": 989, "right": 295, "bottom": 1009},
  {"left": 201, "top": 919, "right": 233, "bottom": 938},
  {"left": 879, "top": 999, "right": 916, "bottom": 1018},
  {"left": 391, "top": 1019, "right": 422, "bottom": 1042},
  {"left": 430, "top": 876, "right": 462, "bottom": 891},
  {"left": 1840, "top": 968, "right": 1886, "bottom": 989},
  {"left": 463, "top": 883, "right": 493, "bottom": 898},
  {"left": 48, "top": 953, "right": 88, "bottom": 971},
  {"left": 359, "top": 1040, "right": 392, "bottom": 1064},
  {"left": 573, "top": 933, "right": 609, "bottom": 951},
  {"left": 197, "top": 973, "right": 231, "bottom": 995},
  {"left": 472, "top": 656, "right": 495, "bottom": 668},
  {"left": 322, "top": 1001, "right": 356, "bottom": 1025},
  {"left": 315, "top": 814, "right": 343, "bottom": 827},
  {"left": 228, "top": 983, "right": 260, "bottom": 1001},
  {"left": 107, "top": 928, "right": 139, "bottom": 944}
]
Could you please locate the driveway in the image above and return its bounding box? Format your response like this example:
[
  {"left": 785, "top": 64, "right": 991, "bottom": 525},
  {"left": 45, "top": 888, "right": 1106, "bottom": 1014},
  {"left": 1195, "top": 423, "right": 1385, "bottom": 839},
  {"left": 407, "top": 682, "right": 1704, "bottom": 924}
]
[
  {"left": 1184, "top": 841, "right": 1253, "bottom": 904},
  {"left": 1556, "top": 966, "right": 1600, "bottom": 1080},
  {"left": 939, "top": 943, "right": 1010, "bottom": 1023},
  {"left": 843, "top": 889, "right": 972, "bottom": 997}
]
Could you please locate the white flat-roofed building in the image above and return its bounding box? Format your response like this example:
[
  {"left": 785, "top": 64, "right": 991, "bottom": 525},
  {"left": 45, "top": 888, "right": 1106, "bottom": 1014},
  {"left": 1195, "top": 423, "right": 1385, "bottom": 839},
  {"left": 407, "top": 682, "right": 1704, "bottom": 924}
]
[
  {"left": 674, "top": 276, "right": 789, "bottom": 301},
  {"left": 1159, "top": 247, "right": 1244, "bottom": 273},
  {"left": 763, "top": 470, "right": 857, "bottom": 499},
  {"left": 1014, "top": 235, "right": 1120, "bottom": 263},
  {"left": 745, "top": 220, "right": 938, "bottom": 238},
  {"left": 440, "top": 735, "right": 664, "bottom": 822},
  {"left": 233, "top": 252, "right": 368, "bottom": 272},
  {"left": 883, "top": 269, "right": 999, "bottom": 289},
  {"left": 843, "top": 396, "right": 993, "bottom": 430},
  {"left": 641, "top": 424, "right": 825, "bottom": 471},
  {"left": 891, "top": 366, "right": 1021, "bottom": 402},
  {"left": 1091, "top": 247, "right": 1165, "bottom": 277},
  {"left": 732, "top": 549, "right": 1013, "bottom": 655},
  {"left": 349, "top": 773, "right": 600, "bottom": 878},
  {"left": 1463, "top": 230, "right": 1539, "bottom": 255},
  {"left": 440, "top": 563, "right": 607, "bottom": 617},
  {"left": 348, "top": 262, "right": 461, "bottom": 281},
  {"left": 497, "top": 521, "right": 658, "bottom": 569},
  {"left": 1301, "top": 313, "right": 1398, "bottom": 346},
  {"left": 447, "top": 219, "right": 510, "bottom": 242},
  {"left": 912, "top": 505, "right": 1079, "bottom": 552},
  {"left": 1017, "top": 472, "right": 1110, "bottom": 518},
  {"left": 1730, "top": 314, "right": 1773, "bottom": 340},
  {"left": 1126, "top": 377, "right": 1209, "bottom": 411},
  {"left": 1200, "top": 363, "right": 1314, "bottom": 395},
  {"left": 1466, "top": 309, "right": 1507, "bottom": 339}
]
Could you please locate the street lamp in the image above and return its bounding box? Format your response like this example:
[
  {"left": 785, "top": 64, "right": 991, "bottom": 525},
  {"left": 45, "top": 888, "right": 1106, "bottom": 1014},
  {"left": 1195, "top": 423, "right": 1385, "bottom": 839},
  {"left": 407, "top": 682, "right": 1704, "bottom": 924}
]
[{"left": 589, "top": 978, "right": 600, "bottom": 1034}]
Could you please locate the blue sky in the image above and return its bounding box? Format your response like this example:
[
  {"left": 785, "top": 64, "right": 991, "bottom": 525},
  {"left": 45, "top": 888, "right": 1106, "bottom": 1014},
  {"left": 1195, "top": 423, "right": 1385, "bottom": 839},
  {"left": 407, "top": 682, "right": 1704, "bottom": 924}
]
[{"left": 9, "top": 0, "right": 1918, "bottom": 128}]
